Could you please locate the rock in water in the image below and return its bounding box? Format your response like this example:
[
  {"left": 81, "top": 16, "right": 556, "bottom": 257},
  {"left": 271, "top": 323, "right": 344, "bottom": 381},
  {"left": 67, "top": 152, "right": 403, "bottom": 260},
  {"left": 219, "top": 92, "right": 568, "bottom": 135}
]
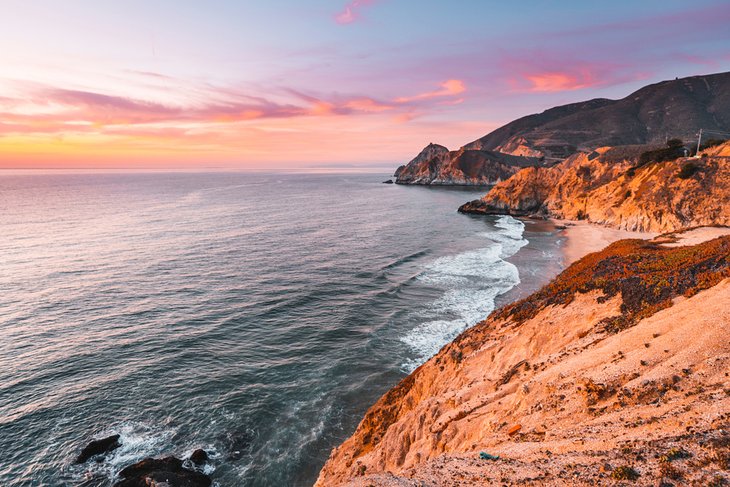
[
  {"left": 113, "top": 456, "right": 212, "bottom": 487},
  {"left": 189, "top": 449, "right": 208, "bottom": 465},
  {"left": 75, "top": 434, "right": 121, "bottom": 464},
  {"left": 382, "top": 179, "right": 394, "bottom": 184}
]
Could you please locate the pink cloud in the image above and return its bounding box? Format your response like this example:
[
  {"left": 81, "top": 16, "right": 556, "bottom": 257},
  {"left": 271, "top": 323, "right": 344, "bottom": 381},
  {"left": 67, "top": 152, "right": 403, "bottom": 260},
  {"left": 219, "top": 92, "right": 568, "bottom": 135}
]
[
  {"left": 500, "top": 53, "right": 649, "bottom": 93},
  {"left": 0, "top": 75, "right": 472, "bottom": 140},
  {"left": 523, "top": 71, "right": 597, "bottom": 93},
  {"left": 334, "top": 0, "right": 377, "bottom": 25},
  {"left": 344, "top": 97, "right": 394, "bottom": 112},
  {"left": 394, "top": 79, "right": 466, "bottom": 103}
]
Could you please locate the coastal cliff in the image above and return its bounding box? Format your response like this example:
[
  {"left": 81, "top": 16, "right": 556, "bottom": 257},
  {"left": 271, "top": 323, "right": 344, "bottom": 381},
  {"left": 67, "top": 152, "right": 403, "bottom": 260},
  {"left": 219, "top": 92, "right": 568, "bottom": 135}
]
[
  {"left": 316, "top": 228, "right": 730, "bottom": 486},
  {"left": 459, "top": 142, "right": 730, "bottom": 233},
  {"left": 394, "top": 71, "right": 730, "bottom": 184},
  {"left": 393, "top": 143, "right": 537, "bottom": 185}
]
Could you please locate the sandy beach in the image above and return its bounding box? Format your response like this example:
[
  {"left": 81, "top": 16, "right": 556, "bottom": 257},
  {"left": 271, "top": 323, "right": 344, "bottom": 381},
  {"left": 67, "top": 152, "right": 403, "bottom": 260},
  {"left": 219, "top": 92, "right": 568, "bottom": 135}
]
[{"left": 558, "top": 220, "right": 657, "bottom": 265}]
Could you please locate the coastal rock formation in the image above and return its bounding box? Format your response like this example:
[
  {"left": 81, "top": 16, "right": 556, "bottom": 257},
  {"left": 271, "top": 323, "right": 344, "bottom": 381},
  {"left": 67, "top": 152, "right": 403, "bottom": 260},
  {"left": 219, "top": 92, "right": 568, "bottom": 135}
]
[
  {"left": 393, "top": 72, "right": 730, "bottom": 184},
  {"left": 459, "top": 142, "right": 730, "bottom": 232},
  {"left": 316, "top": 228, "right": 730, "bottom": 486},
  {"left": 463, "top": 71, "right": 730, "bottom": 160},
  {"left": 113, "top": 456, "right": 212, "bottom": 487},
  {"left": 75, "top": 434, "right": 121, "bottom": 464},
  {"left": 394, "top": 143, "right": 538, "bottom": 185}
]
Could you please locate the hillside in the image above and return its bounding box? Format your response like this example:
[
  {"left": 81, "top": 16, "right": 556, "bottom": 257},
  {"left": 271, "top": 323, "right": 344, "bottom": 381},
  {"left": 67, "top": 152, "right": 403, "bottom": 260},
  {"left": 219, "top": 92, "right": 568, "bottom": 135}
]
[
  {"left": 464, "top": 71, "right": 730, "bottom": 160},
  {"left": 316, "top": 228, "right": 730, "bottom": 486},
  {"left": 393, "top": 144, "right": 537, "bottom": 185},
  {"left": 393, "top": 72, "right": 730, "bottom": 185},
  {"left": 459, "top": 141, "right": 730, "bottom": 232}
]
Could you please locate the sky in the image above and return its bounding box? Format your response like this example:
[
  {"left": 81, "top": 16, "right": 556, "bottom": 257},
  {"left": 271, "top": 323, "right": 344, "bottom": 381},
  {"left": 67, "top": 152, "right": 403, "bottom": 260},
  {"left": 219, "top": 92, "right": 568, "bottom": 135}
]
[{"left": 1, "top": 0, "right": 729, "bottom": 170}]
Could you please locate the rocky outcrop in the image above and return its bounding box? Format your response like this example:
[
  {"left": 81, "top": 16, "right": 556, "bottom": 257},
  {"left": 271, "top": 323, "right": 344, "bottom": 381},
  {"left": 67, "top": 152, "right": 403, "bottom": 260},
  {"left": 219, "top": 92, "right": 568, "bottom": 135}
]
[
  {"left": 75, "top": 434, "right": 121, "bottom": 464},
  {"left": 316, "top": 229, "right": 730, "bottom": 486},
  {"left": 459, "top": 142, "right": 730, "bottom": 232},
  {"left": 113, "top": 456, "right": 212, "bottom": 487},
  {"left": 463, "top": 71, "right": 730, "bottom": 160},
  {"left": 394, "top": 143, "right": 538, "bottom": 185}
]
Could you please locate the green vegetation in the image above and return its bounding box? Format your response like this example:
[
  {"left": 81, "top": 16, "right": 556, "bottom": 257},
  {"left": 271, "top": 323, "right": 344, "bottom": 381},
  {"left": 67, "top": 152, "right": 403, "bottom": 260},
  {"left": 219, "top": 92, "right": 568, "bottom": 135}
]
[
  {"left": 611, "top": 465, "right": 640, "bottom": 481},
  {"left": 677, "top": 162, "right": 700, "bottom": 179},
  {"left": 638, "top": 139, "right": 686, "bottom": 167},
  {"left": 691, "top": 138, "right": 727, "bottom": 156},
  {"left": 659, "top": 447, "right": 689, "bottom": 463}
]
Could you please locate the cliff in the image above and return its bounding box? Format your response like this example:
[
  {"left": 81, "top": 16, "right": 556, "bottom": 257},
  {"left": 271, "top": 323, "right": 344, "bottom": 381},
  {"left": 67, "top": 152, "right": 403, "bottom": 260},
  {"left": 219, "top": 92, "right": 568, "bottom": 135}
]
[
  {"left": 394, "top": 72, "right": 730, "bottom": 184},
  {"left": 459, "top": 142, "right": 730, "bottom": 233},
  {"left": 463, "top": 71, "right": 730, "bottom": 160},
  {"left": 316, "top": 228, "right": 730, "bottom": 486},
  {"left": 393, "top": 143, "right": 538, "bottom": 185}
]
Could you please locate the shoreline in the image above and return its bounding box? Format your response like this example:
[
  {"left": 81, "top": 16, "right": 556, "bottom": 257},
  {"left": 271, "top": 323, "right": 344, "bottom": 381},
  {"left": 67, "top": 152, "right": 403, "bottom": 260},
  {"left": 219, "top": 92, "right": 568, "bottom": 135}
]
[{"left": 556, "top": 219, "right": 657, "bottom": 265}]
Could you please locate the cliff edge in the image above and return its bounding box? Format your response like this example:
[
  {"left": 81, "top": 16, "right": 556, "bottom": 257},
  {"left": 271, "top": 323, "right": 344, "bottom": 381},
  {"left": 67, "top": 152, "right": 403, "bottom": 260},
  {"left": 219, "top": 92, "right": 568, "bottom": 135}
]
[
  {"left": 316, "top": 228, "right": 730, "bottom": 486},
  {"left": 459, "top": 141, "right": 730, "bottom": 233}
]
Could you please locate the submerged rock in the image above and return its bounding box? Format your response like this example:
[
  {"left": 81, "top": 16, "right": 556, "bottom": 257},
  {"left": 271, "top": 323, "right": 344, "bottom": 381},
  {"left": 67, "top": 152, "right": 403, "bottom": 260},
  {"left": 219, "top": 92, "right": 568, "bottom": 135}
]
[
  {"left": 382, "top": 179, "right": 394, "bottom": 184},
  {"left": 75, "top": 434, "right": 121, "bottom": 464},
  {"left": 113, "top": 456, "right": 212, "bottom": 487},
  {"left": 189, "top": 449, "right": 208, "bottom": 465}
]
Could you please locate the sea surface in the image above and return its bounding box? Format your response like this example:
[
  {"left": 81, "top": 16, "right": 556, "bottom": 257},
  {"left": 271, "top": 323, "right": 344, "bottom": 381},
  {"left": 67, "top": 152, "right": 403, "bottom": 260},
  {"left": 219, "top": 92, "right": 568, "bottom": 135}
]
[{"left": 0, "top": 172, "right": 565, "bottom": 486}]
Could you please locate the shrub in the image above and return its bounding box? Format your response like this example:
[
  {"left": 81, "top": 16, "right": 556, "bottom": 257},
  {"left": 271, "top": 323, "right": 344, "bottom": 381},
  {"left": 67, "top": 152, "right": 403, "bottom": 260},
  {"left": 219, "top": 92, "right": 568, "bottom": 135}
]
[
  {"left": 611, "top": 465, "right": 640, "bottom": 481},
  {"left": 638, "top": 145, "right": 685, "bottom": 166},
  {"left": 701, "top": 138, "right": 726, "bottom": 150},
  {"left": 667, "top": 138, "right": 684, "bottom": 148},
  {"left": 677, "top": 162, "right": 699, "bottom": 179}
]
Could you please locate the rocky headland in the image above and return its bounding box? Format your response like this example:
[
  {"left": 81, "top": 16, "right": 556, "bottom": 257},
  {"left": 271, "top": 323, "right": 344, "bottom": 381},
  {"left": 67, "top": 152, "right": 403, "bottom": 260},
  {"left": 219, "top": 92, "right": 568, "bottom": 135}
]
[
  {"left": 459, "top": 141, "right": 730, "bottom": 233},
  {"left": 316, "top": 227, "right": 730, "bottom": 486},
  {"left": 393, "top": 143, "right": 538, "bottom": 185}
]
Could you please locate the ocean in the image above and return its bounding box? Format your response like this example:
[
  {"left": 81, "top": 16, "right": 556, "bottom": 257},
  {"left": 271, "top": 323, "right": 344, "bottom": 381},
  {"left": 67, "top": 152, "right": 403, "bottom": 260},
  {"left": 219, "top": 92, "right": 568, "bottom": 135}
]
[{"left": 0, "top": 172, "right": 565, "bottom": 486}]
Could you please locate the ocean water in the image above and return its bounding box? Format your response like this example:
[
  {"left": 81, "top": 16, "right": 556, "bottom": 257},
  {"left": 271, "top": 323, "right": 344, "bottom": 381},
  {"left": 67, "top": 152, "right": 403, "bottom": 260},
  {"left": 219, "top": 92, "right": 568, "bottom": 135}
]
[{"left": 0, "top": 172, "right": 564, "bottom": 486}]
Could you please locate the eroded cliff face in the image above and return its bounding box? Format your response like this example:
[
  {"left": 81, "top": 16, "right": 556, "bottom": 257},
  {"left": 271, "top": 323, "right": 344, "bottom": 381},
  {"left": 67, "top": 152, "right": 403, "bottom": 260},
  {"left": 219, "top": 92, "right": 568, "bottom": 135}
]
[
  {"left": 316, "top": 230, "right": 730, "bottom": 486},
  {"left": 393, "top": 143, "right": 537, "bottom": 185},
  {"left": 459, "top": 143, "right": 730, "bottom": 233}
]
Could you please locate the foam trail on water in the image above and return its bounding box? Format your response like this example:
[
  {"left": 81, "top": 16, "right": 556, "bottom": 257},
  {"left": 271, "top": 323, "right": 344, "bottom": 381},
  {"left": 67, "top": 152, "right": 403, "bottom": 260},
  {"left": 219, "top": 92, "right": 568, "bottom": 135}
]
[{"left": 400, "top": 216, "right": 527, "bottom": 371}]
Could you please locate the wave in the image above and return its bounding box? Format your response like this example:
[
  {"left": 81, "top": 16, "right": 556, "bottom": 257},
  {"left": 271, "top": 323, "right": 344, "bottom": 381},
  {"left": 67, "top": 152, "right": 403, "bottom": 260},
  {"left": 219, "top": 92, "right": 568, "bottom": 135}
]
[
  {"left": 400, "top": 215, "right": 527, "bottom": 371},
  {"left": 68, "top": 421, "right": 220, "bottom": 484}
]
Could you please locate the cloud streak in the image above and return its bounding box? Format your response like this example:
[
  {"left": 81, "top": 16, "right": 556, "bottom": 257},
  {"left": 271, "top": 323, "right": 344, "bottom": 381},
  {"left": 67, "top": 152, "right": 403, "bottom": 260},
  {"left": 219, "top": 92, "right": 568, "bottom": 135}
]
[
  {"left": 334, "top": 0, "right": 377, "bottom": 25},
  {"left": 0, "top": 78, "right": 467, "bottom": 140}
]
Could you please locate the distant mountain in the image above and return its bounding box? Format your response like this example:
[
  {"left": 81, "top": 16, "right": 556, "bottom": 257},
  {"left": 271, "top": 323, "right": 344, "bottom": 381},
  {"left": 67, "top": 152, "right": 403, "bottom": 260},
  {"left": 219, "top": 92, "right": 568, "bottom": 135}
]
[
  {"left": 394, "top": 143, "right": 538, "bottom": 185},
  {"left": 393, "top": 72, "right": 730, "bottom": 185},
  {"left": 464, "top": 71, "right": 730, "bottom": 159}
]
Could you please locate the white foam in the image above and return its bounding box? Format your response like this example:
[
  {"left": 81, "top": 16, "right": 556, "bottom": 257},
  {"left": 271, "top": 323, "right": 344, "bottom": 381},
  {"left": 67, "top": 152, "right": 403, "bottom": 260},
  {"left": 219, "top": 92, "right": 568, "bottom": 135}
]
[
  {"left": 400, "top": 216, "right": 527, "bottom": 371},
  {"left": 417, "top": 245, "right": 503, "bottom": 285},
  {"left": 71, "top": 421, "right": 188, "bottom": 483},
  {"left": 482, "top": 215, "right": 529, "bottom": 258}
]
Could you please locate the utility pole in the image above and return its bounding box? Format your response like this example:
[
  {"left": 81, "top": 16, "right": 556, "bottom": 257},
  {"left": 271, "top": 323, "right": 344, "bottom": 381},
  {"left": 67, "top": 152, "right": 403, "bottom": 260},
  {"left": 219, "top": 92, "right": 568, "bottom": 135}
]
[{"left": 695, "top": 128, "right": 702, "bottom": 157}]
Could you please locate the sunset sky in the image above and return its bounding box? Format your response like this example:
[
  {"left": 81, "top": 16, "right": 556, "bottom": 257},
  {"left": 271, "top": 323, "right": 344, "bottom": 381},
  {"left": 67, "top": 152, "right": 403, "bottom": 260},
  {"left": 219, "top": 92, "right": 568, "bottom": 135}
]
[{"left": 2, "top": 0, "right": 730, "bottom": 170}]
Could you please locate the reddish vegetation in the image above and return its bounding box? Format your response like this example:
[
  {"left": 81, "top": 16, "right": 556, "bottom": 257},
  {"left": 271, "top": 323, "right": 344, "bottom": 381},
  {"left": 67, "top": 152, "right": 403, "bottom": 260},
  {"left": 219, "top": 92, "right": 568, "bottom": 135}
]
[
  {"left": 494, "top": 235, "right": 730, "bottom": 332},
  {"left": 316, "top": 229, "right": 730, "bottom": 486}
]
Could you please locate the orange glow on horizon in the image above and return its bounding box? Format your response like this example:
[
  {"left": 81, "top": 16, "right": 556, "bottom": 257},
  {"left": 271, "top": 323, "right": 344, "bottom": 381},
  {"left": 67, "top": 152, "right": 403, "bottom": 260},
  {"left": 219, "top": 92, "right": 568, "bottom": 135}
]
[{"left": 0, "top": 78, "right": 472, "bottom": 168}]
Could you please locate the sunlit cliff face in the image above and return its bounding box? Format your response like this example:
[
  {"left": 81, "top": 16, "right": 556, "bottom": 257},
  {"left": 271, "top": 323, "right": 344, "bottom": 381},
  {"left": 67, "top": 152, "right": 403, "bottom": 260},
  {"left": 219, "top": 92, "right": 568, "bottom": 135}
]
[{"left": 1, "top": 0, "right": 729, "bottom": 168}]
